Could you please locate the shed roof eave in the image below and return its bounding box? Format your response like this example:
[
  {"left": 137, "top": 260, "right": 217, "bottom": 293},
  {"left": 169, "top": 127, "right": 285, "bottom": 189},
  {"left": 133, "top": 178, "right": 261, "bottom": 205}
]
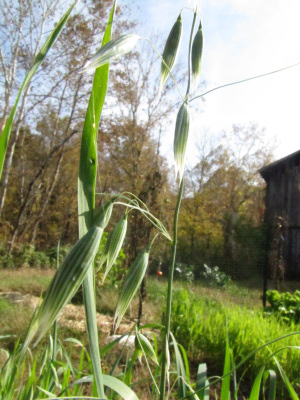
[{"left": 259, "top": 149, "right": 300, "bottom": 180}]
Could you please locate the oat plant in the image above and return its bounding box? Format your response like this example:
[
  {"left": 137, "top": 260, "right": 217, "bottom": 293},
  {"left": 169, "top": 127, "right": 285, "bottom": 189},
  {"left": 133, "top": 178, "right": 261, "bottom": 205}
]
[
  {"left": 1, "top": 1, "right": 300, "bottom": 399},
  {"left": 79, "top": 2, "right": 203, "bottom": 398}
]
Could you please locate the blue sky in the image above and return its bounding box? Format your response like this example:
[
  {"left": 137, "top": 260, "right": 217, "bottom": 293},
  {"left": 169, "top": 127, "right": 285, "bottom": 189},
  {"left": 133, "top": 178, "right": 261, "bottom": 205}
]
[{"left": 117, "top": 0, "right": 300, "bottom": 165}]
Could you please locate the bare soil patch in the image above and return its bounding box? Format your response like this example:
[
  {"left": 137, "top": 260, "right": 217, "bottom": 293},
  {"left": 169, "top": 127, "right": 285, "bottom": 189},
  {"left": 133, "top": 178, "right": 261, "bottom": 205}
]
[{"left": 0, "top": 291, "right": 133, "bottom": 337}]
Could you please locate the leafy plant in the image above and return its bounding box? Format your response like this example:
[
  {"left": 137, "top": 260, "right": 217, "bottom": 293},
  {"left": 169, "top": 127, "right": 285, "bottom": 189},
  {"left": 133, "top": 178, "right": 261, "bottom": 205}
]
[
  {"left": 200, "top": 264, "right": 232, "bottom": 287},
  {"left": 174, "top": 262, "right": 195, "bottom": 282},
  {"left": 265, "top": 290, "right": 300, "bottom": 323},
  {"left": 170, "top": 288, "right": 300, "bottom": 397},
  {"left": 0, "top": 242, "right": 56, "bottom": 269}
]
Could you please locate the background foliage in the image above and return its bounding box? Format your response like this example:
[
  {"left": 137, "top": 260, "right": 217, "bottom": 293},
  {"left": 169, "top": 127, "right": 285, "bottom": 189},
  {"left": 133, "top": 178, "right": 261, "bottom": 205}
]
[{"left": 0, "top": 1, "right": 273, "bottom": 280}]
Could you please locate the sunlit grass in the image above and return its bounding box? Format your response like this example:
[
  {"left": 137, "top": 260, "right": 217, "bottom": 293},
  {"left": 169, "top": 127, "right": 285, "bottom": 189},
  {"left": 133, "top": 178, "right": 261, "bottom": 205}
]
[
  {"left": 0, "top": 269, "right": 53, "bottom": 295},
  {"left": 1, "top": 267, "right": 300, "bottom": 398}
]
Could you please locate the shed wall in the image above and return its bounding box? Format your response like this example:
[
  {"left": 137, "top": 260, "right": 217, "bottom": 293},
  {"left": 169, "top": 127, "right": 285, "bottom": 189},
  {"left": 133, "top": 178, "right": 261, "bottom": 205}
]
[{"left": 262, "top": 155, "right": 300, "bottom": 277}]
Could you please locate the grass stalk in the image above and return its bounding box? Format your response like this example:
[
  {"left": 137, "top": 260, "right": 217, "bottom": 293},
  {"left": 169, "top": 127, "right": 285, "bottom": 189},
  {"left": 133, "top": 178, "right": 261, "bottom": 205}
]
[
  {"left": 159, "top": 177, "right": 184, "bottom": 399},
  {"left": 159, "top": 8, "right": 197, "bottom": 396}
]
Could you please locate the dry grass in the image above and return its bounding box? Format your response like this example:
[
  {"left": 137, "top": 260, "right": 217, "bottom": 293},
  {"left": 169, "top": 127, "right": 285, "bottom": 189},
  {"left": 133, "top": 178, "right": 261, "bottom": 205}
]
[
  {"left": 0, "top": 268, "right": 54, "bottom": 296},
  {"left": 0, "top": 269, "right": 159, "bottom": 349}
]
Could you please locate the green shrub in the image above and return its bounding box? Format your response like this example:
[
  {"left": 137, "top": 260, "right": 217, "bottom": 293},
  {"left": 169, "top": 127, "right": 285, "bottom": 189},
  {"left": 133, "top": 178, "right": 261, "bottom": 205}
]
[
  {"left": 46, "top": 244, "right": 72, "bottom": 264},
  {"left": 0, "top": 242, "right": 14, "bottom": 269},
  {"left": 265, "top": 289, "right": 300, "bottom": 323},
  {"left": 200, "top": 264, "right": 232, "bottom": 287},
  {"left": 0, "top": 242, "right": 53, "bottom": 269},
  {"left": 174, "top": 262, "right": 194, "bottom": 282}
]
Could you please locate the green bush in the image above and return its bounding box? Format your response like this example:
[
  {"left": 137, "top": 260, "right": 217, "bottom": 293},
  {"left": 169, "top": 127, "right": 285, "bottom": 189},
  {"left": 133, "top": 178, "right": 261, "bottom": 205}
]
[
  {"left": 0, "top": 242, "right": 53, "bottom": 269},
  {"left": 174, "top": 262, "right": 194, "bottom": 282},
  {"left": 200, "top": 264, "right": 232, "bottom": 287},
  {"left": 265, "top": 289, "right": 300, "bottom": 323},
  {"left": 0, "top": 242, "right": 14, "bottom": 268}
]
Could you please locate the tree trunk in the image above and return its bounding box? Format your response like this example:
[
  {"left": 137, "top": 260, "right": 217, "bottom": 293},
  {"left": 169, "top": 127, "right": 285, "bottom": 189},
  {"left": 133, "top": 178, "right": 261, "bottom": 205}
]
[
  {"left": 30, "top": 149, "right": 64, "bottom": 245},
  {"left": 0, "top": 84, "right": 30, "bottom": 215}
]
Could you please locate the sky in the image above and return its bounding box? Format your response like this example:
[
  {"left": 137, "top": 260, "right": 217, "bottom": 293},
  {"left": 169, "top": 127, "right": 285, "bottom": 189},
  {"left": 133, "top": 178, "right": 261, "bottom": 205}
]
[{"left": 118, "top": 0, "right": 300, "bottom": 166}]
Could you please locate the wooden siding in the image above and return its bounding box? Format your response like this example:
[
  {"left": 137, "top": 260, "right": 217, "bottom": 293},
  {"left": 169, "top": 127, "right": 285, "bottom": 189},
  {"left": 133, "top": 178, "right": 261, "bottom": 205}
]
[{"left": 260, "top": 150, "right": 300, "bottom": 278}]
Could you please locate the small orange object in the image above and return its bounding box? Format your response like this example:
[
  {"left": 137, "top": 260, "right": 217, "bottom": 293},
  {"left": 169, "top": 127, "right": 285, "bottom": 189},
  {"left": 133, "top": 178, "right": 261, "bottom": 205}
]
[{"left": 156, "top": 270, "right": 163, "bottom": 277}]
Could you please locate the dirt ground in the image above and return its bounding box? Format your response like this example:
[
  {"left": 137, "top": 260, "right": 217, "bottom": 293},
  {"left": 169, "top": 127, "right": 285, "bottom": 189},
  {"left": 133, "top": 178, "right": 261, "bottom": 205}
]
[{"left": 0, "top": 291, "right": 133, "bottom": 337}]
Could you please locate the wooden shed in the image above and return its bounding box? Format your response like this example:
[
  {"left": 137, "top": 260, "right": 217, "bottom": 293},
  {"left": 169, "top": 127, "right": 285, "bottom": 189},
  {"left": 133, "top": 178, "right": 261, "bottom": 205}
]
[{"left": 259, "top": 150, "right": 300, "bottom": 278}]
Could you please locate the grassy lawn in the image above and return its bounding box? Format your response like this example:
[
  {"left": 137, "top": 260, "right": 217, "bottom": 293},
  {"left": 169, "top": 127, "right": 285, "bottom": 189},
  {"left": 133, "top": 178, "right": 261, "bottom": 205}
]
[{"left": 0, "top": 268, "right": 54, "bottom": 295}]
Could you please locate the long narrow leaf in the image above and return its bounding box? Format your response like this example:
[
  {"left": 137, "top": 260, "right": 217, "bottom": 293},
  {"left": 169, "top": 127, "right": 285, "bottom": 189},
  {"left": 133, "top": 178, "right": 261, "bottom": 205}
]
[
  {"left": 70, "top": 374, "right": 139, "bottom": 400},
  {"left": 273, "top": 356, "right": 299, "bottom": 400},
  {"left": 78, "top": 1, "right": 116, "bottom": 398},
  {"left": 103, "top": 374, "right": 139, "bottom": 400},
  {"left": 196, "top": 363, "right": 209, "bottom": 400},
  {"left": 170, "top": 332, "right": 187, "bottom": 398},
  {"left": 78, "top": 1, "right": 116, "bottom": 234},
  {"left": 230, "top": 349, "right": 237, "bottom": 400},
  {"left": 0, "top": 1, "right": 77, "bottom": 180},
  {"left": 263, "top": 370, "right": 277, "bottom": 400},
  {"left": 249, "top": 366, "right": 265, "bottom": 400},
  {"left": 220, "top": 328, "right": 231, "bottom": 400}
]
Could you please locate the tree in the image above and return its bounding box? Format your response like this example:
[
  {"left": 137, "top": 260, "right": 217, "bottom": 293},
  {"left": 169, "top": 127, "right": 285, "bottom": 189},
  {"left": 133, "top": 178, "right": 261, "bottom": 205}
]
[
  {"left": 178, "top": 123, "right": 274, "bottom": 279},
  {"left": 0, "top": 0, "right": 133, "bottom": 248},
  {"left": 0, "top": 0, "right": 62, "bottom": 215}
]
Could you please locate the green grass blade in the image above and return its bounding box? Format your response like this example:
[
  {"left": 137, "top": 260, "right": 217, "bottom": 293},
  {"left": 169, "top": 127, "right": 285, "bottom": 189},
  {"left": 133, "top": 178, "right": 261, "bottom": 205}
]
[
  {"left": 273, "top": 356, "right": 299, "bottom": 400},
  {"left": 178, "top": 343, "right": 190, "bottom": 383},
  {"left": 249, "top": 366, "right": 265, "bottom": 400},
  {"left": 69, "top": 374, "right": 139, "bottom": 400},
  {"left": 114, "top": 247, "right": 150, "bottom": 331},
  {"left": 196, "top": 363, "right": 209, "bottom": 400},
  {"left": 78, "top": 2, "right": 116, "bottom": 233},
  {"left": 78, "top": 1, "right": 116, "bottom": 398},
  {"left": 52, "top": 240, "right": 61, "bottom": 362},
  {"left": 0, "top": 1, "right": 77, "bottom": 180},
  {"left": 100, "top": 331, "right": 133, "bottom": 356},
  {"left": 170, "top": 332, "right": 187, "bottom": 398},
  {"left": 103, "top": 375, "right": 138, "bottom": 400},
  {"left": 220, "top": 328, "right": 231, "bottom": 400},
  {"left": 230, "top": 350, "right": 237, "bottom": 400},
  {"left": 263, "top": 370, "right": 277, "bottom": 400},
  {"left": 37, "top": 387, "right": 56, "bottom": 397}
]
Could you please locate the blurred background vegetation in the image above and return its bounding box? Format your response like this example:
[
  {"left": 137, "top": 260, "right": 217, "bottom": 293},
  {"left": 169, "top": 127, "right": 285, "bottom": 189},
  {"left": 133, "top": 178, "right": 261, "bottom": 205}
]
[{"left": 0, "top": 0, "right": 275, "bottom": 285}]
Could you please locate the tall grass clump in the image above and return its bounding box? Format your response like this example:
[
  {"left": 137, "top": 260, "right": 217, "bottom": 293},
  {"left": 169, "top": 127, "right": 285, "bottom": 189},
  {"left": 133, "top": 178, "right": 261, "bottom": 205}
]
[
  {"left": 1, "top": 1, "right": 300, "bottom": 399},
  {"left": 170, "top": 288, "right": 300, "bottom": 394}
]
